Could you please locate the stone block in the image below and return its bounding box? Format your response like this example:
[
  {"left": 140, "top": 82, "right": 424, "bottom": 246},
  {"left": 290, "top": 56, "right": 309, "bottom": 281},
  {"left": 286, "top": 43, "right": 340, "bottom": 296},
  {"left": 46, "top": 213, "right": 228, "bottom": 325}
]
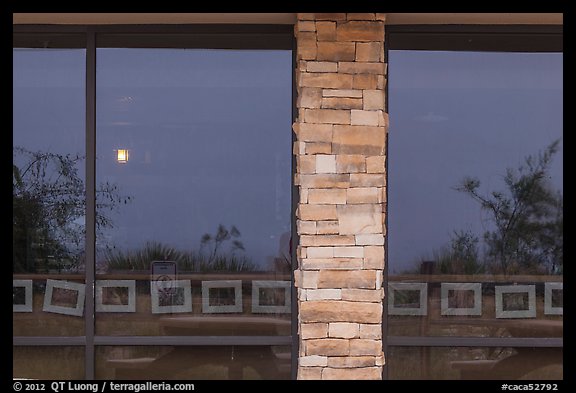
[
  {"left": 329, "top": 322, "right": 359, "bottom": 338},
  {"left": 336, "top": 21, "right": 384, "bottom": 42},
  {"left": 305, "top": 109, "right": 350, "bottom": 125},
  {"left": 317, "top": 269, "right": 375, "bottom": 289},
  {"left": 299, "top": 204, "right": 338, "bottom": 221},
  {"left": 306, "top": 338, "right": 350, "bottom": 356},
  {"left": 321, "top": 97, "right": 363, "bottom": 110},
  {"left": 336, "top": 155, "right": 366, "bottom": 173},
  {"left": 316, "top": 154, "right": 337, "bottom": 174},
  {"left": 308, "top": 188, "right": 347, "bottom": 204},
  {"left": 337, "top": 204, "right": 381, "bottom": 234},
  {"left": 363, "top": 90, "right": 385, "bottom": 110},
  {"left": 317, "top": 42, "right": 356, "bottom": 62},
  {"left": 333, "top": 125, "right": 385, "bottom": 155},
  {"left": 300, "top": 300, "right": 382, "bottom": 323}
]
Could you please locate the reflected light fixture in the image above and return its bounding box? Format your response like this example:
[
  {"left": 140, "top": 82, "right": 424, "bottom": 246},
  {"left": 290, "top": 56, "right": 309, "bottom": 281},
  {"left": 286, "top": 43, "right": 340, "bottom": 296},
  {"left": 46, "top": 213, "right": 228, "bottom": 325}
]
[{"left": 116, "top": 149, "right": 129, "bottom": 164}]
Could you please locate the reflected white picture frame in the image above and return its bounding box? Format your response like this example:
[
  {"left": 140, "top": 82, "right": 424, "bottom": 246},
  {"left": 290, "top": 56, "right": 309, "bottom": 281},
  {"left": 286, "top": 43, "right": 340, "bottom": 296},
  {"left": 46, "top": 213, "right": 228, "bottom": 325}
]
[
  {"left": 441, "top": 282, "right": 482, "bottom": 316},
  {"left": 96, "top": 280, "right": 136, "bottom": 313},
  {"left": 388, "top": 282, "right": 428, "bottom": 316},
  {"left": 43, "top": 279, "right": 85, "bottom": 317},
  {"left": 13, "top": 279, "right": 33, "bottom": 313},
  {"left": 251, "top": 280, "right": 291, "bottom": 314},
  {"left": 202, "top": 280, "right": 243, "bottom": 313},
  {"left": 495, "top": 285, "right": 536, "bottom": 319},
  {"left": 151, "top": 280, "right": 192, "bottom": 314},
  {"left": 544, "top": 282, "right": 563, "bottom": 315}
]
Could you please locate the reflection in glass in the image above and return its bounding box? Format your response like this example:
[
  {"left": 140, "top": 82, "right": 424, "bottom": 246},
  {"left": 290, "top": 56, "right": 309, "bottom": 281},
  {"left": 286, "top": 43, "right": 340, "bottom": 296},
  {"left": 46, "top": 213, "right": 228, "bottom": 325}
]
[
  {"left": 13, "top": 47, "right": 87, "bottom": 336},
  {"left": 96, "top": 346, "right": 291, "bottom": 380},
  {"left": 95, "top": 48, "right": 292, "bottom": 335},
  {"left": 388, "top": 347, "right": 562, "bottom": 380},
  {"left": 13, "top": 347, "right": 85, "bottom": 380},
  {"left": 387, "top": 50, "right": 563, "bottom": 341}
]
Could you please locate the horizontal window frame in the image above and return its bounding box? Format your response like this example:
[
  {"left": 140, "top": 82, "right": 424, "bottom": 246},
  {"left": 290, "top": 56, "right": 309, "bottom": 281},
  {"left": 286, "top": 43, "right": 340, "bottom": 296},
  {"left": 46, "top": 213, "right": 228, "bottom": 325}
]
[
  {"left": 13, "top": 24, "right": 294, "bottom": 50},
  {"left": 386, "top": 24, "right": 563, "bottom": 52}
]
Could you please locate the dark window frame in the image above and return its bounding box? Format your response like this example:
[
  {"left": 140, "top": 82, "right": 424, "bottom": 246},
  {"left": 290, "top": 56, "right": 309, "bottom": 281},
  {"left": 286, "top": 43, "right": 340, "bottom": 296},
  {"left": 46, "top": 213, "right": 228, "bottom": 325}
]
[
  {"left": 12, "top": 24, "right": 297, "bottom": 380},
  {"left": 383, "top": 24, "right": 563, "bottom": 380}
]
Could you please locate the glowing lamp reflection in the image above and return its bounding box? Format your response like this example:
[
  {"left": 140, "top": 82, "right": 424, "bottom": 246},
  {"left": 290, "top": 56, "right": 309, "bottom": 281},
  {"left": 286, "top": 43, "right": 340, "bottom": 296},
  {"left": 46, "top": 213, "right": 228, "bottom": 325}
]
[{"left": 116, "top": 149, "right": 129, "bottom": 163}]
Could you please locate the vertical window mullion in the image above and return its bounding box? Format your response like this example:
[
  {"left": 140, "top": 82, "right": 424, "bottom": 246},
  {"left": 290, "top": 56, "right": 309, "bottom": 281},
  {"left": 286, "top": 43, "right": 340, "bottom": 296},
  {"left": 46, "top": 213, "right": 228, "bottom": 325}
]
[{"left": 85, "top": 29, "right": 96, "bottom": 380}]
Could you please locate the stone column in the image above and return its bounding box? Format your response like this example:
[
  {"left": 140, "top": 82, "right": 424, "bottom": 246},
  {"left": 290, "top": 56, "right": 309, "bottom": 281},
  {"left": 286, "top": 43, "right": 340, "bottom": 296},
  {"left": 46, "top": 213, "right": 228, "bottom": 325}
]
[{"left": 293, "top": 13, "right": 387, "bottom": 380}]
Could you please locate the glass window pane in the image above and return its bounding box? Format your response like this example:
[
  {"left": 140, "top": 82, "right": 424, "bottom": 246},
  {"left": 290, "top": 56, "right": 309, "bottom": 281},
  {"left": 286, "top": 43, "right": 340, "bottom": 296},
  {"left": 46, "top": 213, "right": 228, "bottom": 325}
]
[
  {"left": 96, "top": 346, "right": 291, "bottom": 380},
  {"left": 13, "top": 46, "right": 86, "bottom": 336},
  {"left": 95, "top": 48, "right": 293, "bottom": 336},
  {"left": 388, "top": 51, "right": 563, "bottom": 339},
  {"left": 13, "top": 346, "right": 85, "bottom": 380},
  {"left": 388, "top": 346, "right": 562, "bottom": 380}
]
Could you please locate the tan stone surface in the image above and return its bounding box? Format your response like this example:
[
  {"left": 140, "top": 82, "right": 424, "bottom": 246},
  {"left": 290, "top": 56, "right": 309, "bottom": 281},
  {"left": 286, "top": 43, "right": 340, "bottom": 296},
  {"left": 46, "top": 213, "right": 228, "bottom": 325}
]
[
  {"left": 294, "top": 122, "right": 333, "bottom": 142},
  {"left": 298, "top": 174, "right": 350, "bottom": 189},
  {"left": 336, "top": 21, "right": 384, "bottom": 42},
  {"left": 328, "top": 322, "right": 359, "bottom": 338},
  {"left": 315, "top": 154, "right": 337, "bottom": 174},
  {"left": 322, "top": 89, "right": 363, "bottom": 98},
  {"left": 353, "top": 74, "right": 378, "bottom": 89},
  {"left": 336, "top": 155, "right": 366, "bottom": 173},
  {"left": 297, "top": 20, "right": 316, "bottom": 32},
  {"left": 308, "top": 188, "right": 347, "bottom": 204},
  {"left": 347, "top": 187, "right": 380, "bottom": 204},
  {"left": 349, "top": 173, "right": 386, "bottom": 187},
  {"left": 355, "top": 234, "right": 385, "bottom": 246},
  {"left": 363, "top": 246, "right": 385, "bottom": 269},
  {"left": 301, "top": 270, "right": 319, "bottom": 289},
  {"left": 299, "top": 355, "right": 328, "bottom": 367},
  {"left": 359, "top": 324, "right": 382, "bottom": 339},
  {"left": 298, "top": 220, "right": 317, "bottom": 235},
  {"left": 347, "top": 13, "right": 376, "bottom": 21},
  {"left": 297, "top": 87, "right": 323, "bottom": 109},
  {"left": 300, "top": 72, "right": 354, "bottom": 89},
  {"left": 301, "top": 258, "right": 363, "bottom": 270},
  {"left": 363, "top": 89, "right": 385, "bottom": 110},
  {"left": 317, "top": 269, "right": 375, "bottom": 289},
  {"left": 300, "top": 234, "right": 354, "bottom": 246},
  {"left": 332, "top": 125, "right": 385, "bottom": 155},
  {"left": 305, "top": 142, "right": 332, "bottom": 154},
  {"left": 355, "top": 42, "right": 382, "bottom": 62},
  {"left": 316, "top": 220, "right": 339, "bottom": 234},
  {"left": 341, "top": 288, "right": 383, "bottom": 302},
  {"left": 297, "top": 32, "right": 318, "bottom": 60},
  {"left": 300, "top": 300, "right": 382, "bottom": 323},
  {"left": 301, "top": 322, "right": 328, "bottom": 339},
  {"left": 306, "top": 339, "right": 350, "bottom": 356},
  {"left": 327, "top": 356, "right": 376, "bottom": 368},
  {"left": 307, "top": 61, "right": 338, "bottom": 73},
  {"left": 350, "top": 110, "right": 380, "bottom": 126},
  {"left": 299, "top": 204, "right": 338, "bottom": 221},
  {"left": 322, "top": 367, "right": 382, "bottom": 380},
  {"left": 321, "top": 97, "right": 363, "bottom": 110},
  {"left": 339, "top": 62, "right": 386, "bottom": 75},
  {"left": 317, "top": 42, "right": 356, "bottom": 62},
  {"left": 349, "top": 339, "right": 382, "bottom": 356},
  {"left": 337, "top": 204, "right": 382, "bottom": 234},
  {"left": 316, "top": 21, "right": 336, "bottom": 41},
  {"left": 305, "top": 109, "right": 350, "bottom": 125},
  {"left": 298, "top": 155, "right": 316, "bottom": 174},
  {"left": 366, "top": 155, "right": 386, "bottom": 173},
  {"left": 306, "top": 289, "right": 342, "bottom": 301},
  {"left": 298, "top": 367, "right": 322, "bottom": 380}
]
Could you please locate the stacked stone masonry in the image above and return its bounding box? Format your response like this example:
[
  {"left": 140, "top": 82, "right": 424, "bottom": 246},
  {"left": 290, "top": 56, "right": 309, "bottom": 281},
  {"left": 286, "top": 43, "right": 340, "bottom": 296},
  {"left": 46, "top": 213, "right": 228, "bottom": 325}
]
[{"left": 293, "top": 13, "right": 387, "bottom": 380}]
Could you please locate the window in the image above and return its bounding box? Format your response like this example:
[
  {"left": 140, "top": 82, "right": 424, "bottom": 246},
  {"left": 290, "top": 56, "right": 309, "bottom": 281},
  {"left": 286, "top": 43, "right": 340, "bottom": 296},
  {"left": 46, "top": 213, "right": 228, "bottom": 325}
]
[
  {"left": 13, "top": 26, "right": 295, "bottom": 380},
  {"left": 386, "top": 26, "right": 563, "bottom": 380}
]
